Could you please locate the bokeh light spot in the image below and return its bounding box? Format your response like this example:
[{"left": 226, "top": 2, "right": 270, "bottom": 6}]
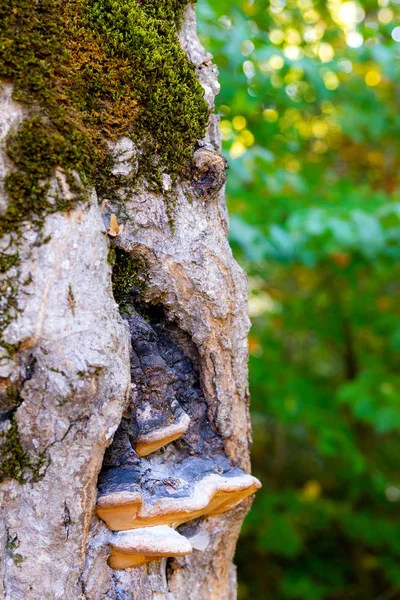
[
  {"left": 378, "top": 8, "right": 393, "bottom": 24},
  {"left": 365, "top": 70, "right": 381, "bottom": 87},
  {"left": 346, "top": 31, "right": 363, "bottom": 47},
  {"left": 386, "top": 487, "right": 400, "bottom": 502},
  {"left": 285, "top": 28, "right": 302, "bottom": 45},
  {"left": 239, "top": 129, "right": 255, "bottom": 147},
  {"left": 243, "top": 60, "right": 255, "bottom": 78},
  {"left": 269, "top": 55, "right": 285, "bottom": 70},
  {"left": 232, "top": 115, "right": 247, "bottom": 131},
  {"left": 301, "top": 480, "right": 322, "bottom": 501},
  {"left": 392, "top": 26, "right": 400, "bottom": 42},
  {"left": 311, "top": 119, "right": 329, "bottom": 138},
  {"left": 220, "top": 119, "right": 233, "bottom": 141},
  {"left": 269, "top": 29, "right": 285, "bottom": 44},
  {"left": 240, "top": 39, "right": 255, "bottom": 57},
  {"left": 337, "top": 2, "right": 365, "bottom": 27},
  {"left": 284, "top": 45, "right": 303, "bottom": 60},
  {"left": 322, "top": 71, "right": 340, "bottom": 90},
  {"left": 318, "top": 42, "right": 335, "bottom": 62},
  {"left": 229, "top": 140, "right": 246, "bottom": 159},
  {"left": 263, "top": 108, "right": 279, "bottom": 122}
]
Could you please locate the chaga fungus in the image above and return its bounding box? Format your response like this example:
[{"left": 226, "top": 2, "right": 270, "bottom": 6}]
[{"left": 97, "top": 301, "right": 261, "bottom": 567}]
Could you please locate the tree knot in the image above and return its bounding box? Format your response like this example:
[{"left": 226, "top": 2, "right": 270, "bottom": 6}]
[{"left": 191, "top": 146, "right": 228, "bottom": 198}]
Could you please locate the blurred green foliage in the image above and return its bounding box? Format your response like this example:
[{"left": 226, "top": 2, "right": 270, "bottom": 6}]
[{"left": 197, "top": 0, "right": 400, "bottom": 598}]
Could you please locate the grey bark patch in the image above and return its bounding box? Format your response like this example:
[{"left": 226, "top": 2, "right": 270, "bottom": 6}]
[{"left": 0, "top": 182, "right": 131, "bottom": 599}]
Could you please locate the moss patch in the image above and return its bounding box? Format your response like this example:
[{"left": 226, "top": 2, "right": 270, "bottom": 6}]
[
  {"left": 6, "top": 528, "right": 24, "bottom": 566},
  {"left": 2, "top": 116, "right": 85, "bottom": 232},
  {"left": 0, "top": 251, "right": 19, "bottom": 274},
  {"left": 111, "top": 247, "right": 148, "bottom": 314},
  {"left": 0, "top": 264, "right": 19, "bottom": 355},
  {"left": 0, "top": 418, "right": 48, "bottom": 484},
  {"left": 0, "top": 383, "right": 48, "bottom": 483},
  {"left": 0, "top": 0, "right": 209, "bottom": 234}
]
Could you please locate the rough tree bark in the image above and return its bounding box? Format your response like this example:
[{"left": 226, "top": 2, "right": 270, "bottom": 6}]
[{"left": 0, "top": 3, "right": 260, "bottom": 599}]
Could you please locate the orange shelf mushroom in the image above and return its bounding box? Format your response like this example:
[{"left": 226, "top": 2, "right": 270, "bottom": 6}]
[
  {"left": 97, "top": 457, "right": 261, "bottom": 531},
  {"left": 108, "top": 525, "right": 193, "bottom": 569},
  {"left": 134, "top": 408, "right": 190, "bottom": 457}
]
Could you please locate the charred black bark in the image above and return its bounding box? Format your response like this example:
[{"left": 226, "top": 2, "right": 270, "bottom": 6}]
[{"left": 96, "top": 298, "right": 260, "bottom": 566}]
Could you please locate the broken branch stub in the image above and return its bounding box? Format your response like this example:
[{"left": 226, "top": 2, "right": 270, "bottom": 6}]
[{"left": 191, "top": 146, "right": 228, "bottom": 198}]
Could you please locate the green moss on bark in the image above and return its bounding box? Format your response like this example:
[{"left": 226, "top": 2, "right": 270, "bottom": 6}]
[
  {"left": 2, "top": 116, "right": 85, "bottom": 231},
  {"left": 0, "top": 386, "right": 48, "bottom": 483},
  {"left": 0, "top": 252, "right": 19, "bottom": 273},
  {"left": 0, "top": 418, "right": 49, "bottom": 484},
  {"left": 0, "top": 0, "right": 209, "bottom": 234},
  {"left": 0, "top": 269, "right": 19, "bottom": 354},
  {"left": 112, "top": 247, "right": 148, "bottom": 314}
]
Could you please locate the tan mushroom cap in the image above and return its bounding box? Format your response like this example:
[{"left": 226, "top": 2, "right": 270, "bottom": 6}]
[
  {"left": 108, "top": 525, "right": 193, "bottom": 569},
  {"left": 134, "top": 412, "right": 191, "bottom": 457},
  {"left": 97, "top": 473, "right": 261, "bottom": 531}
]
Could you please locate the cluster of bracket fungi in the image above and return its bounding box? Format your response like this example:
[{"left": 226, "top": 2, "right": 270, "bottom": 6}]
[{"left": 95, "top": 297, "right": 261, "bottom": 569}]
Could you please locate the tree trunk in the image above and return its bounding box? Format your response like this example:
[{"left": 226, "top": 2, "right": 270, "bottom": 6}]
[{"left": 0, "top": 3, "right": 259, "bottom": 599}]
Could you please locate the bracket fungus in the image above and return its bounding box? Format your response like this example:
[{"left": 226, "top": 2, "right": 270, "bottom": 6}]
[
  {"left": 133, "top": 407, "right": 191, "bottom": 457},
  {"left": 108, "top": 525, "right": 192, "bottom": 569},
  {"left": 97, "top": 457, "right": 261, "bottom": 531},
  {"left": 97, "top": 303, "right": 261, "bottom": 567}
]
